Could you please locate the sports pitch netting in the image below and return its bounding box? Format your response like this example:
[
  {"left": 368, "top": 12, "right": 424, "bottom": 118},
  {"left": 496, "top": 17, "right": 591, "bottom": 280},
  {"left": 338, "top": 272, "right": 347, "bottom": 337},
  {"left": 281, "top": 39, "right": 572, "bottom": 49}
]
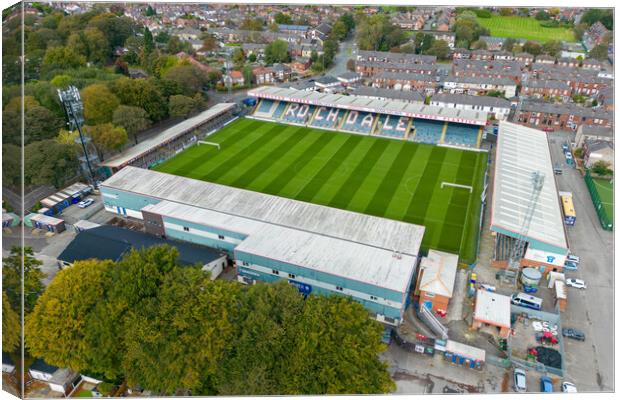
[{"left": 155, "top": 118, "right": 488, "bottom": 262}]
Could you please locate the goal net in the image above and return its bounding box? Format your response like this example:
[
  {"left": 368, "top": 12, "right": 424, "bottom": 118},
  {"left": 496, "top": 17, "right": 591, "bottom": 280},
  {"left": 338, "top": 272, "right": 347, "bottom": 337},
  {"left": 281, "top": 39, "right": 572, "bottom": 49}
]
[
  {"left": 441, "top": 182, "right": 473, "bottom": 193},
  {"left": 198, "top": 141, "right": 221, "bottom": 150}
]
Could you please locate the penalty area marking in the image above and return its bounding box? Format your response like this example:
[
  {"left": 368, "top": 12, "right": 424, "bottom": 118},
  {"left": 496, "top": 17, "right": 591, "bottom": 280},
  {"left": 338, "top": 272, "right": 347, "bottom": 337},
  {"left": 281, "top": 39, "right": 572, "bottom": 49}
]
[
  {"left": 198, "top": 141, "right": 221, "bottom": 149},
  {"left": 441, "top": 182, "right": 473, "bottom": 193}
]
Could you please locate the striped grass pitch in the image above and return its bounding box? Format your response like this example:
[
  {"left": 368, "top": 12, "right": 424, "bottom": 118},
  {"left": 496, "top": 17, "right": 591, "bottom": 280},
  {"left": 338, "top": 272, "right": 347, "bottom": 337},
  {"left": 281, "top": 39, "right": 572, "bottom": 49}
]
[{"left": 155, "top": 118, "right": 488, "bottom": 263}]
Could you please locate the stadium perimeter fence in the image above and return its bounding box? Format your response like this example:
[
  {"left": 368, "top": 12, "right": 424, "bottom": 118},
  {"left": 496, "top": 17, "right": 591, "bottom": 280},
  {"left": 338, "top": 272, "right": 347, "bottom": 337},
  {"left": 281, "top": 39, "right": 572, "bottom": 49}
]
[{"left": 584, "top": 170, "right": 613, "bottom": 231}]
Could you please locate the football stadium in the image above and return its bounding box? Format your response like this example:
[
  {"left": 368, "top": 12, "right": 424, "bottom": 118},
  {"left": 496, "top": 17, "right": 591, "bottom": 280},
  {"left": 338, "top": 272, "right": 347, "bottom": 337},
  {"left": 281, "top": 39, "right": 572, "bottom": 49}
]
[{"left": 154, "top": 88, "right": 490, "bottom": 263}]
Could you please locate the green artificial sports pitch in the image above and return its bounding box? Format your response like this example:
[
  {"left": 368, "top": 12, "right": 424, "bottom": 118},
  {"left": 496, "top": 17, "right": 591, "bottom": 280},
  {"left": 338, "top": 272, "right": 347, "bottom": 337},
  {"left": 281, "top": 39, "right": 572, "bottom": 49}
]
[{"left": 155, "top": 118, "right": 488, "bottom": 263}]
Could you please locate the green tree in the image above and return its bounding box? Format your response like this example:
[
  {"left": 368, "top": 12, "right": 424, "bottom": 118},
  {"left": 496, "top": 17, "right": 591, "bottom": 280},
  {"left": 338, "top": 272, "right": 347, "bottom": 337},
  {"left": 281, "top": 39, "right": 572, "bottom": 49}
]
[
  {"left": 264, "top": 39, "right": 290, "bottom": 64},
  {"left": 87, "top": 13, "right": 137, "bottom": 52},
  {"left": 109, "top": 77, "right": 168, "bottom": 122},
  {"left": 2, "top": 96, "right": 63, "bottom": 145},
  {"left": 2, "top": 247, "right": 46, "bottom": 313},
  {"left": 25, "top": 259, "right": 114, "bottom": 373},
  {"left": 591, "top": 160, "right": 613, "bottom": 176},
  {"left": 453, "top": 11, "right": 489, "bottom": 48},
  {"left": 580, "top": 9, "right": 613, "bottom": 30},
  {"left": 573, "top": 23, "right": 588, "bottom": 41},
  {"left": 166, "top": 35, "right": 191, "bottom": 54},
  {"left": 499, "top": 8, "right": 514, "bottom": 16},
  {"left": 2, "top": 144, "right": 21, "bottom": 187},
  {"left": 240, "top": 17, "right": 264, "bottom": 31},
  {"left": 112, "top": 105, "right": 151, "bottom": 145},
  {"left": 542, "top": 40, "right": 562, "bottom": 57},
  {"left": 470, "top": 39, "right": 487, "bottom": 50},
  {"left": 24, "top": 140, "right": 79, "bottom": 188},
  {"left": 523, "top": 41, "right": 542, "bottom": 56},
  {"left": 156, "top": 31, "right": 171, "bottom": 44},
  {"left": 85, "top": 123, "right": 128, "bottom": 159},
  {"left": 201, "top": 34, "right": 218, "bottom": 51},
  {"left": 332, "top": 21, "right": 348, "bottom": 41},
  {"left": 501, "top": 38, "right": 517, "bottom": 52},
  {"left": 274, "top": 12, "right": 293, "bottom": 25},
  {"left": 162, "top": 64, "right": 208, "bottom": 96},
  {"left": 144, "top": 27, "right": 155, "bottom": 54},
  {"left": 81, "top": 83, "right": 120, "bottom": 125},
  {"left": 169, "top": 95, "right": 199, "bottom": 118},
  {"left": 3, "top": 291, "right": 21, "bottom": 353},
  {"left": 232, "top": 47, "right": 246, "bottom": 67},
  {"left": 589, "top": 45, "right": 609, "bottom": 61},
  {"left": 123, "top": 269, "right": 240, "bottom": 395},
  {"left": 424, "top": 40, "right": 451, "bottom": 60},
  {"left": 268, "top": 22, "right": 280, "bottom": 32},
  {"left": 145, "top": 5, "right": 156, "bottom": 16},
  {"left": 42, "top": 46, "right": 86, "bottom": 74},
  {"left": 248, "top": 53, "right": 257, "bottom": 63},
  {"left": 355, "top": 14, "right": 406, "bottom": 51},
  {"left": 67, "top": 28, "right": 109, "bottom": 65},
  {"left": 535, "top": 10, "right": 550, "bottom": 20},
  {"left": 243, "top": 65, "right": 253, "bottom": 85}
]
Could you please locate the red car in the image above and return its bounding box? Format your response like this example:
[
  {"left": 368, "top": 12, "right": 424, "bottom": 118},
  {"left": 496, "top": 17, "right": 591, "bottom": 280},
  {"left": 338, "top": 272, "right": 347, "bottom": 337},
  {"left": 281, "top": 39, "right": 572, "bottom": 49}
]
[{"left": 542, "top": 127, "right": 555, "bottom": 133}]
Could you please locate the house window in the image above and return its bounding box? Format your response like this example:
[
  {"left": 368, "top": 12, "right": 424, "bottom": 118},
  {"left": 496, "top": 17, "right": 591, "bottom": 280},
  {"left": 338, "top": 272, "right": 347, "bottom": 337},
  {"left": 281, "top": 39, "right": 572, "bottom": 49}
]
[
  {"left": 336, "top": 286, "right": 343, "bottom": 291},
  {"left": 272, "top": 269, "right": 279, "bottom": 275},
  {"left": 183, "top": 226, "right": 190, "bottom": 232},
  {"left": 288, "top": 273, "right": 296, "bottom": 279},
  {"left": 218, "top": 234, "right": 225, "bottom": 240}
]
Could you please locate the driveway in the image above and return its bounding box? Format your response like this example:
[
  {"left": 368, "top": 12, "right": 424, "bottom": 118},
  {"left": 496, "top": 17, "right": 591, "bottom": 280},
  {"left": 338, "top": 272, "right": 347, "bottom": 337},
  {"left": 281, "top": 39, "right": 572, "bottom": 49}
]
[{"left": 547, "top": 131, "right": 613, "bottom": 392}]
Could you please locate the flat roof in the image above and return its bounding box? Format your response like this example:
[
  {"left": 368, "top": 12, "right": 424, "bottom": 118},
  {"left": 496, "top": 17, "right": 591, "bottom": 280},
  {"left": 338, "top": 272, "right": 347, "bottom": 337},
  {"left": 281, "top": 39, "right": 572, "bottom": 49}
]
[
  {"left": 235, "top": 224, "right": 417, "bottom": 294},
  {"left": 491, "top": 122, "right": 568, "bottom": 252},
  {"left": 101, "top": 103, "right": 235, "bottom": 168},
  {"left": 473, "top": 289, "right": 511, "bottom": 328},
  {"left": 418, "top": 250, "right": 459, "bottom": 298},
  {"left": 102, "top": 167, "right": 425, "bottom": 257},
  {"left": 248, "top": 86, "right": 487, "bottom": 125},
  {"left": 446, "top": 340, "right": 486, "bottom": 361}
]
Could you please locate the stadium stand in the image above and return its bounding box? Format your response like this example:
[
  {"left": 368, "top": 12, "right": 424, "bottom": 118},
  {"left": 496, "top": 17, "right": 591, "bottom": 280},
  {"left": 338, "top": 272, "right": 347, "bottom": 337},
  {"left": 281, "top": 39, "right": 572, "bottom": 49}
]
[
  {"left": 375, "top": 114, "right": 410, "bottom": 139},
  {"left": 340, "top": 110, "right": 376, "bottom": 134},
  {"left": 443, "top": 123, "right": 481, "bottom": 148},
  {"left": 310, "top": 106, "right": 341, "bottom": 129},
  {"left": 411, "top": 119, "right": 444, "bottom": 144},
  {"left": 272, "top": 101, "right": 288, "bottom": 119},
  {"left": 280, "top": 103, "right": 316, "bottom": 124},
  {"left": 257, "top": 99, "right": 276, "bottom": 113}
]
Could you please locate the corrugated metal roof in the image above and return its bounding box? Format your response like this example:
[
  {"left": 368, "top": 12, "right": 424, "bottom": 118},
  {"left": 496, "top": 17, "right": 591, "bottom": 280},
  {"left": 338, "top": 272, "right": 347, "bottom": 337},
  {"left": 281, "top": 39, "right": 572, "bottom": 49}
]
[
  {"left": 101, "top": 103, "right": 235, "bottom": 168},
  {"left": 491, "top": 122, "right": 568, "bottom": 251},
  {"left": 248, "top": 86, "right": 487, "bottom": 125},
  {"left": 235, "top": 224, "right": 416, "bottom": 293},
  {"left": 102, "top": 167, "right": 426, "bottom": 257}
]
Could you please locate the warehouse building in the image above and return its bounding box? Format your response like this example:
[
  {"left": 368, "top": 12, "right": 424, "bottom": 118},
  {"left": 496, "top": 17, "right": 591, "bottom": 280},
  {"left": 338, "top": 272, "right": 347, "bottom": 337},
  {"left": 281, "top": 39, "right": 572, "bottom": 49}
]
[
  {"left": 491, "top": 122, "right": 569, "bottom": 273},
  {"left": 100, "top": 167, "right": 425, "bottom": 326},
  {"left": 100, "top": 103, "right": 236, "bottom": 176}
]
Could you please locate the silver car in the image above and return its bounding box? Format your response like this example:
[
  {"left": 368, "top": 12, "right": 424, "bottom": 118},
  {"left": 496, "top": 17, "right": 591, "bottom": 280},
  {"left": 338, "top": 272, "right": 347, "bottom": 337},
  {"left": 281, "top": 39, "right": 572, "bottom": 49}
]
[{"left": 514, "top": 368, "right": 527, "bottom": 393}]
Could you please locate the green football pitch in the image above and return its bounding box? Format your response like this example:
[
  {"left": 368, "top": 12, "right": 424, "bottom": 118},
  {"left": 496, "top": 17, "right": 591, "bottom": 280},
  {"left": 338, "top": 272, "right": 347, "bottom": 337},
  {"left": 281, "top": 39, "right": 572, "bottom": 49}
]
[
  {"left": 593, "top": 178, "right": 614, "bottom": 220},
  {"left": 476, "top": 16, "right": 575, "bottom": 43},
  {"left": 155, "top": 118, "right": 488, "bottom": 263}
]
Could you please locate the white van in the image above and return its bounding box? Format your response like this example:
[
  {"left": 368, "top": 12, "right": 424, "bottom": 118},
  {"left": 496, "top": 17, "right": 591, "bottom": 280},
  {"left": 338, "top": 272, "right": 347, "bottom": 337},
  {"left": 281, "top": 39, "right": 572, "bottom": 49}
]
[{"left": 511, "top": 293, "right": 543, "bottom": 310}]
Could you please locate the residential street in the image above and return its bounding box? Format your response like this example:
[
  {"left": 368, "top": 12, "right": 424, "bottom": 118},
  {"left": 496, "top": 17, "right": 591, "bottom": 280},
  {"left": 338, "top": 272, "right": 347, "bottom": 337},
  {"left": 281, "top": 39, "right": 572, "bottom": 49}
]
[
  {"left": 547, "top": 131, "right": 614, "bottom": 392},
  {"left": 326, "top": 36, "right": 356, "bottom": 77}
]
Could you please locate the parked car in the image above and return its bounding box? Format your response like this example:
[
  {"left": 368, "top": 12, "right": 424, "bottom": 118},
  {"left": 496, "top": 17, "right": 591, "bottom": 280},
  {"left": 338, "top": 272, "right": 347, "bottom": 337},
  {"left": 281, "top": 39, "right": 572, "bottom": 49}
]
[
  {"left": 78, "top": 198, "right": 94, "bottom": 208},
  {"left": 566, "top": 278, "right": 586, "bottom": 289},
  {"left": 562, "top": 328, "right": 586, "bottom": 341},
  {"left": 562, "top": 143, "right": 569, "bottom": 151},
  {"left": 540, "top": 376, "right": 553, "bottom": 392},
  {"left": 514, "top": 368, "right": 527, "bottom": 392},
  {"left": 562, "top": 382, "right": 577, "bottom": 392},
  {"left": 563, "top": 261, "right": 578, "bottom": 271},
  {"left": 566, "top": 254, "right": 580, "bottom": 264},
  {"left": 543, "top": 126, "right": 554, "bottom": 133}
]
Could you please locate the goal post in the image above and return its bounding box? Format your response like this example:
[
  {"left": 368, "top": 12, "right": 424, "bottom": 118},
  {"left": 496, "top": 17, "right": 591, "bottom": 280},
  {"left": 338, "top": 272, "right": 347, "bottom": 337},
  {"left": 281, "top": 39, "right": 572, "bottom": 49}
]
[
  {"left": 441, "top": 182, "right": 473, "bottom": 193},
  {"left": 198, "top": 141, "right": 221, "bottom": 150}
]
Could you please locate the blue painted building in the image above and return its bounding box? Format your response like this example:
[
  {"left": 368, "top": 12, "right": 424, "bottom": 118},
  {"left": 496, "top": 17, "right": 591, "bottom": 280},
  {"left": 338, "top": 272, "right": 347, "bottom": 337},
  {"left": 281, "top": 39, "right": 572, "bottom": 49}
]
[{"left": 100, "top": 167, "right": 425, "bottom": 326}]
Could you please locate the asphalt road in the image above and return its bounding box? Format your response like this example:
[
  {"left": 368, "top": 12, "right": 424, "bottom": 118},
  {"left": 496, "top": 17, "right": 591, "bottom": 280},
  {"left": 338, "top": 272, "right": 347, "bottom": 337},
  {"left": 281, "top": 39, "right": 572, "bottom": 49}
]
[
  {"left": 547, "top": 131, "right": 614, "bottom": 392},
  {"left": 326, "top": 36, "right": 356, "bottom": 77}
]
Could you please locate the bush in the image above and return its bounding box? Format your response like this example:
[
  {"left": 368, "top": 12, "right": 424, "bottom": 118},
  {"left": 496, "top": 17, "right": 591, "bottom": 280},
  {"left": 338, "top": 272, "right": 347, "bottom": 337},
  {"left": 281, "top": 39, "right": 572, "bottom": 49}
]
[
  {"left": 539, "top": 20, "right": 559, "bottom": 28},
  {"left": 97, "top": 382, "right": 115, "bottom": 395},
  {"left": 474, "top": 9, "right": 492, "bottom": 18}
]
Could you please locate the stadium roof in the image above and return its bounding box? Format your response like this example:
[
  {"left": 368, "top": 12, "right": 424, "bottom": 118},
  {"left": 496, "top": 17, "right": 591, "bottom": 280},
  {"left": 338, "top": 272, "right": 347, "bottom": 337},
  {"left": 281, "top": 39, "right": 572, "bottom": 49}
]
[
  {"left": 248, "top": 86, "right": 488, "bottom": 125},
  {"left": 102, "top": 167, "right": 426, "bottom": 257},
  {"left": 235, "top": 224, "right": 417, "bottom": 294},
  {"left": 491, "top": 122, "right": 568, "bottom": 252},
  {"left": 101, "top": 103, "right": 235, "bottom": 169}
]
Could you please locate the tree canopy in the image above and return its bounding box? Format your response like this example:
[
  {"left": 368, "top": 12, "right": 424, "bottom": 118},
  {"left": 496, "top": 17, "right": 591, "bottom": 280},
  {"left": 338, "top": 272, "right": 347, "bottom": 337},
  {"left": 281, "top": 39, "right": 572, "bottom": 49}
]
[
  {"left": 264, "top": 39, "right": 290, "bottom": 64},
  {"left": 25, "top": 246, "right": 394, "bottom": 395},
  {"left": 355, "top": 14, "right": 406, "bottom": 51}
]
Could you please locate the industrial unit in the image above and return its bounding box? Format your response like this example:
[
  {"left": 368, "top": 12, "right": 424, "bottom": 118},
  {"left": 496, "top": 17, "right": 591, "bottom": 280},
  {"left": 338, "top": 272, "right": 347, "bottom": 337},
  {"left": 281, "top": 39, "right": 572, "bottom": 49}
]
[
  {"left": 491, "top": 122, "right": 570, "bottom": 274},
  {"left": 100, "top": 166, "right": 425, "bottom": 325}
]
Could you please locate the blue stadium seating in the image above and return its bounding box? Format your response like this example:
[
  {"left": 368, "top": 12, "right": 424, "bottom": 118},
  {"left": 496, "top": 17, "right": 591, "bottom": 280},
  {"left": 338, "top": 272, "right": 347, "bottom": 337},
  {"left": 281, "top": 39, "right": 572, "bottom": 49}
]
[
  {"left": 257, "top": 99, "right": 276, "bottom": 114},
  {"left": 340, "top": 111, "right": 376, "bottom": 134},
  {"left": 411, "top": 119, "right": 444, "bottom": 144},
  {"left": 444, "top": 123, "right": 480, "bottom": 148},
  {"left": 375, "top": 114, "right": 410, "bottom": 138},
  {"left": 280, "top": 103, "right": 316, "bottom": 124},
  {"left": 272, "top": 101, "right": 288, "bottom": 119},
  {"left": 310, "top": 106, "right": 341, "bottom": 129}
]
